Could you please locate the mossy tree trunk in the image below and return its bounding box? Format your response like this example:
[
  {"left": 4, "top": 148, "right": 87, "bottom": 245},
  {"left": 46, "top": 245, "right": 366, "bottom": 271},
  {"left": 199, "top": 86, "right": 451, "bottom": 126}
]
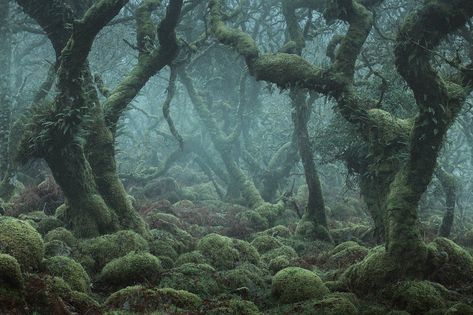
[
  {"left": 435, "top": 168, "right": 455, "bottom": 238},
  {"left": 16, "top": 0, "right": 183, "bottom": 237}
]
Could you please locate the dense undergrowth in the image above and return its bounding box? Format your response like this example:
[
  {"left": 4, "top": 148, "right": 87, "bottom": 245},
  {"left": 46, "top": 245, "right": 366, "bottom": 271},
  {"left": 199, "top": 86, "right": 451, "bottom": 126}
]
[{"left": 1, "top": 175, "right": 473, "bottom": 315}]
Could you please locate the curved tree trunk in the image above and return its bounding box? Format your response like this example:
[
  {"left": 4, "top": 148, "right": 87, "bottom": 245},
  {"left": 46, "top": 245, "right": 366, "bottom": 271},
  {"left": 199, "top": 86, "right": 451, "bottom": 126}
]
[{"left": 436, "top": 168, "right": 455, "bottom": 238}]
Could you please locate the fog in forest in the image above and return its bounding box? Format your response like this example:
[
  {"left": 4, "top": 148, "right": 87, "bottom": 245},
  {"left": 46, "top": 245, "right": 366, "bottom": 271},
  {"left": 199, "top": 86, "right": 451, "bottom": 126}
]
[{"left": 1, "top": 0, "right": 473, "bottom": 314}]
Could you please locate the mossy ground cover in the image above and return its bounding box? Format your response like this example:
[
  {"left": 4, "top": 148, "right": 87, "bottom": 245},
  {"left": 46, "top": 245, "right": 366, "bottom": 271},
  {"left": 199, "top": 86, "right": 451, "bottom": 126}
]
[{"left": 1, "top": 192, "right": 473, "bottom": 314}]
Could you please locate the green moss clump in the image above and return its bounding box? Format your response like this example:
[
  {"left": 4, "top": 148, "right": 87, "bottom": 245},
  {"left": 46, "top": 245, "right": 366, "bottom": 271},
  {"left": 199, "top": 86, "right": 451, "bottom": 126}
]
[
  {"left": 251, "top": 235, "right": 283, "bottom": 254},
  {"left": 268, "top": 255, "right": 291, "bottom": 274},
  {"left": 0, "top": 217, "right": 44, "bottom": 271},
  {"left": 45, "top": 256, "right": 90, "bottom": 293},
  {"left": 0, "top": 253, "right": 24, "bottom": 290},
  {"left": 44, "top": 240, "right": 72, "bottom": 258},
  {"left": 261, "top": 245, "right": 298, "bottom": 266},
  {"left": 427, "top": 237, "right": 473, "bottom": 288},
  {"left": 269, "top": 293, "right": 358, "bottom": 314},
  {"left": 257, "top": 225, "right": 292, "bottom": 238},
  {"left": 150, "top": 224, "right": 194, "bottom": 254},
  {"left": 176, "top": 251, "right": 208, "bottom": 266},
  {"left": 237, "top": 210, "right": 269, "bottom": 232},
  {"left": 97, "top": 252, "right": 162, "bottom": 289},
  {"left": 389, "top": 280, "right": 445, "bottom": 314},
  {"left": 255, "top": 203, "right": 285, "bottom": 226},
  {"left": 79, "top": 230, "right": 149, "bottom": 272},
  {"left": 149, "top": 240, "right": 178, "bottom": 260},
  {"left": 44, "top": 227, "right": 77, "bottom": 247},
  {"left": 341, "top": 246, "right": 398, "bottom": 295},
  {"left": 325, "top": 241, "right": 368, "bottom": 269},
  {"left": 330, "top": 202, "right": 361, "bottom": 221},
  {"left": 158, "top": 256, "right": 174, "bottom": 269},
  {"left": 104, "top": 285, "right": 202, "bottom": 313},
  {"left": 206, "top": 298, "right": 261, "bottom": 315},
  {"left": 271, "top": 267, "right": 329, "bottom": 304},
  {"left": 159, "top": 263, "right": 220, "bottom": 298},
  {"left": 197, "top": 233, "right": 259, "bottom": 270},
  {"left": 147, "top": 212, "right": 183, "bottom": 229},
  {"left": 218, "top": 263, "right": 269, "bottom": 298},
  {"left": 295, "top": 219, "right": 332, "bottom": 241},
  {"left": 445, "top": 303, "right": 473, "bottom": 314},
  {"left": 36, "top": 216, "right": 64, "bottom": 235}
]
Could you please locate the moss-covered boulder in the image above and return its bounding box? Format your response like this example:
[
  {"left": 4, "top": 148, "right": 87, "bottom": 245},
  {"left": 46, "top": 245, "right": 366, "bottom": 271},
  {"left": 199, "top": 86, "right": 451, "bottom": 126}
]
[
  {"left": 251, "top": 235, "right": 283, "bottom": 254},
  {"left": 268, "top": 293, "right": 358, "bottom": 315},
  {"left": 0, "top": 217, "right": 44, "bottom": 271},
  {"left": 0, "top": 253, "right": 24, "bottom": 291},
  {"left": 45, "top": 256, "right": 90, "bottom": 293},
  {"left": 445, "top": 303, "right": 473, "bottom": 314},
  {"left": 23, "top": 274, "right": 100, "bottom": 314},
  {"left": 271, "top": 267, "right": 329, "bottom": 304},
  {"left": 36, "top": 216, "right": 64, "bottom": 235},
  {"left": 257, "top": 225, "right": 292, "bottom": 238},
  {"left": 197, "top": 233, "right": 259, "bottom": 270},
  {"left": 295, "top": 219, "right": 332, "bottom": 242},
  {"left": 427, "top": 237, "right": 473, "bottom": 288},
  {"left": 205, "top": 298, "right": 261, "bottom": 315},
  {"left": 79, "top": 230, "right": 149, "bottom": 272},
  {"left": 149, "top": 239, "right": 178, "bottom": 260},
  {"left": 176, "top": 251, "right": 208, "bottom": 266},
  {"left": 237, "top": 210, "right": 269, "bottom": 232},
  {"left": 255, "top": 203, "right": 285, "bottom": 227},
  {"left": 341, "top": 246, "right": 398, "bottom": 295},
  {"left": 150, "top": 224, "right": 194, "bottom": 254},
  {"left": 261, "top": 245, "right": 298, "bottom": 271},
  {"left": 160, "top": 263, "right": 220, "bottom": 298},
  {"left": 325, "top": 241, "right": 369, "bottom": 270},
  {"left": 97, "top": 252, "right": 162, "bottom": 289},
  {"left": 44, "top": 227, "right": 77, "bottom": 247},
  {"left": 44, "top": 240, "right": 72, "bottom": 258},
  {"left": 389, "top": 280, "right": 445, "bottom": 314},
  {"left": 104, "top": 285, "right": 202, "bottom": 313},
  {"left": 219, "top": 263, "right": 269, "bottom": 298}
]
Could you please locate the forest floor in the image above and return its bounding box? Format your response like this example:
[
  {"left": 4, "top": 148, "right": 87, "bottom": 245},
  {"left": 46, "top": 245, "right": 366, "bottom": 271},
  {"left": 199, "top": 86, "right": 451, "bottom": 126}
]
[{"left": 1, "top": 175, "right": 473, "bottom": 314}]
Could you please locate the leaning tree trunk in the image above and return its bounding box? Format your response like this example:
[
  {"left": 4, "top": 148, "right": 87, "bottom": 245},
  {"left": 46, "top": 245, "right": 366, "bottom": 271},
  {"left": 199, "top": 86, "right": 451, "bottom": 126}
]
[{"left": 435, "top": 167, "right": 456, "bottom": 238}]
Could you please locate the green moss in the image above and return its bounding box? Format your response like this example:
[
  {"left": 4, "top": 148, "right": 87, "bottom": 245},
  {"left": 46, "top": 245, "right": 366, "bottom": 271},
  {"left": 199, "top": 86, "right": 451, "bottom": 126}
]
[
  {"left": 45, "top": 256, "right": 90, "bottom": 293},
  {"left": 197, "top": 233, "right": 259, "bottom": 270},
  {"left": 427, "top": 237, "right": 473, "bottom": 288},
  {"left": 389, "top": 280, "right": 445, "bottom": 314},
  {"left": 237, "top": 210, "right": 269, "bottom": 232},
  {"left": 159, "top": 263, "right": 220, "bottom": 298},
  {"left": 261, "top": 245, "right": 297, "bottom": 266},
  {"left": 36, "top": 216, "right": 64, "bottom": 235},
  {"left": 251, "top": 235, "right": 283, "bottom": 254},
  {"left": 149, "top": 240, "right": 178, "bottom": 260},
  {"left": 175, "top": 251, "right": 207, "bottom": 266},
  {"left": 268, "top": 255, "right": 291, "bottom": 274},
  {"left": 44, "top": 240, "right": 72, "bottom": 258},
  {"left": 79, "top": 230, "right": 149, "bottom": 272},
  {"left": 218, "top": 263, "right": 269, "bottom": 298},
  {"left": 0, "top": 217, "right": 44, "bottom": 271},
  {"left": 98, "top": 252, "right": 162, "bottom": 289},
  {"left": 330, "top": 202, "right": 361, "bottom": 221},
  {"left": 158, "top": 256, "right": 174, "bottom": 269},
  {"left": 0, "top": 253, "right": 23, "bottom": 290},
  {"left": 257, "top": 225, "right": 292, "bottom": 238},
  {"left": 445, "top": 303, "right": 473, "bottom": 314},
  {"left": 341, "top": 246, "right": 398, "bottom": 295},
  {"left": 325, "top": 241, "right": 368, "bottom": 269},
  {"left": 147, "top": 212, "right": 182, "bottom": 228},
  {"left": 268, "top": 293, "right": 358, "bottom": 315},
  {"left": 44, "top": 227, "right": 77, "bottom": 247},
  {"left": 206, "top": 298, "right": 261, "bottom": 315},
  {"left": 254, "top": 203, "right": 285, "bottom": 226},
  {"left": 104, "top": 285, "right": 202, "bottom": 313},
  {"left": 271, "top": 267, "right": 329, "bottom": 304},
  {"left": 295, "top": 219, "right": 332, "bottom": 241},
  {"left": 150, "top": 224, "right": 194, "bottom": 254}
]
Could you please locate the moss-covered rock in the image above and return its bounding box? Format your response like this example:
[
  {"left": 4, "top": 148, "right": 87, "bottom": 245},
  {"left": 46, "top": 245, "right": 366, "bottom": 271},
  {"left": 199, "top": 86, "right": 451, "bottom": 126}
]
[
  {"left": 427, "top": 237, "right": 473, "bottom": 288},
  {"left": 219, "top": 263, "right": 269, "bottom": 298},
  {"left": 36, "top": 216, "right": 64, "bottom": 235},
  {"left": 206, "top": 298, "right": 261, "bottom": 315},
  {"left": 147, "top": 212, "right": 183, "bottom": 229},
  {"left": 445, "top": 303, "right": 473, "bottom": 314},
  {"left": 325, "top": 241, "right": 369, "bottom": 269},
  {"left": 0, "top": 253, "right": 24, "bottom": 290},
  {"left": 45, "top": 256, "right": 90, "bottom": 293},
  {"left": 268, "top": 293, "right": 358, "bottom": 314},
  {"left": 23, "top": 274, "right": 100, "bottom": 314},
  {"left": 159, "top": 263, "right": 220, "bottom": 298},
  {"left": 104, "top": 285, "right": 202, "bottom": 313},
  {"left": 341, "top": 246, "right": 398, "bottom": 295},
  {"left": 389, "top": 280, "right": 445, "bottom": 314},
  {"left": 261, "top": 245, "right": 298, "bottom": 266},
  {"left": 271, "top": 267, "right": 329, "bottom": 304},
  {"left": 257, "top": 225, "right": 292, "bottom": 238},
  {"left": 255, "top": 203, "right": 285, "bottom": 226},
  {"left": 268, "top": 255, "right": 291, "bottom": 274},
  {"left": 176, "top": 250, "right": 208, "bottom": 266},
  {"left": 197, "top": 233, "right": 259, "bottom": 270},
  {"left": 44, "top": 240, "right": 72, "bottom": 258},
  {"left": 0, "top": 217, "right": 44, "bottom": 271},
  {"left": 79, "top": 230, "right": 149, "bottom": 272},
  {"left": 44, "top": 227, "right": 77, "bottom": 247},
  {"left": 150, "top": 224, "right": 194, "bottom": 254},
  {"left": 237, "top": 210, "right": 269, "bottom": 232},
  {"left": 251, "top": 235, "right": 283, "bottom": 254},
  {"left": 97, "top": 252, "right": 162, "bottom": 289},
  {"left": 149, "top": 239, "right": 178, "bottom": 260},
  {"left": 295, "top": 219, "right": 332, "bottom": 241}
]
